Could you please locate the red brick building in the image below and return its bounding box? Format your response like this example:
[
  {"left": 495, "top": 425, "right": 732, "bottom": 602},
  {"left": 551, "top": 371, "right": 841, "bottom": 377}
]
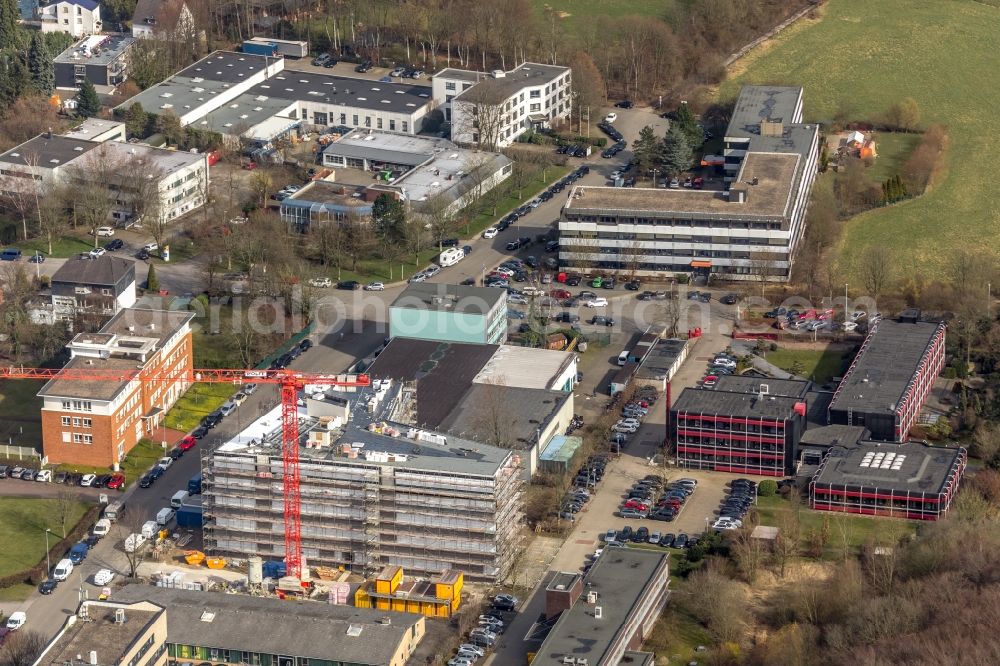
[{"left": 39, "top": 308, "right": 195, "bottom": 468}]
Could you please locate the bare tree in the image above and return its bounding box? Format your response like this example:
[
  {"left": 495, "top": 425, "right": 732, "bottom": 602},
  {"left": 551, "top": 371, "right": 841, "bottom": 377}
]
[
  {"left": 452, "top": 78, "right": 507, "bottom": 152},
  {"left": 53, "top": 489, "right": 78, "bottom": 538},
  {"left": 748, "top": 249, "right": 783, "bottom": 295},
  {"left": 116, "top": 506, "right": 149, "bottom": 579},
  {"left": 469, "top": 376, "right": 516, "bottom": 448},
  {"left": 731, "top": 524, "right": 765, "bottom": 583},
  {"left": 773, "top": 511, "right": 801, "bottom": 577},
  {"left": 858, "top": 244, "right": 894, "bottom": 299},
  {"left": 0, "top": 630, "right": 48, "bottom": 666}
]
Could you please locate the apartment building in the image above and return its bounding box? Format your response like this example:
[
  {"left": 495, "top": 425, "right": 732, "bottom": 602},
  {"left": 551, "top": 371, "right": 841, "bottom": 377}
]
[
  {"left": 54, "top": 34, "right": 134, "bottom": 90},
  {"left": 559, "top": 86, "right": 819, "bottom": 281},
  {"left": 828, "top": 316, "right": 946, "bottom": 442},
  {"left": 39, "top": 0, "right": 102, "bottom": 38},
  {"left": 389, "top": 283, "right": 508, "bottom": 345},
  {"left": 203, "top": 381, "right": 523, "bottom": 582},
  {"left": 49, "top": 254, "right": 137, "bottom": 320},
  {"left": 0, "top": 131, "right": 208, "bottom": 227},
  {"left": 38, "top": 308, "right": 195, "bottom": 467},
  {"left": 436, "top": 63, "right": 571, "bottom": 148}
]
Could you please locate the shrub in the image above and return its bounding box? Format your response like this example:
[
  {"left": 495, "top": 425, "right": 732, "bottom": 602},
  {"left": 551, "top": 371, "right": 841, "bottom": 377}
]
[{"left": 758, "top": 479, "right": 778, "bottom": 497}]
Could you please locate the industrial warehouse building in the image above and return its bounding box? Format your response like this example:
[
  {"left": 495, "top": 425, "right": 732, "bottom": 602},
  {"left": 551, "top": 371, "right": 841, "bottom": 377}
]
[
  {"left": 827, "top": 317, "right": 946, "bottom": 442},
  {"left": 669, "top": 375, "right": 810, "bottom": 476},
  {"left": 203, "top": 380, "right": 523, "bottom": 582},
  {"left": 558, "top": 86, "right": 819, "bottom": 281}
]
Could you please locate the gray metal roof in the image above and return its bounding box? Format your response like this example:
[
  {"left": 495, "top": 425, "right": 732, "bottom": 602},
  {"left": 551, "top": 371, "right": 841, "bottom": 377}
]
[
  {"left": 714, "top": 374, "right": 810, "bottom": 399},
  {"left": 534, "top": 549, "right": 669, "bottom": 666},
  {"left": 440, "top": 384, "right": 570, "bottom": 449},
  {"left": 672, "top": 387, "right": 803, "bottom": 420},
  {"left": 193, "top": 93, "right": 296, "bottom": 134},
  {"left": 111, "top": 586, "right": 423, "bottom": 666},
  {"left": 812, "top": 439, "right": 965, "bottom": 496},
  {"left": 391, "top": 282, "right": 506, "bottom": 315},
  {"left": 829, "top": 320, "right": 945, "bottom": 416},
  {"left": 251, "top": 72, "right": 432, "bottom": 114},
  {"left": 0, "top": 134, "right": 98, "bottom": 168},
  {"left": 177, "top": 50, "right": 273, "bottom": 83}
]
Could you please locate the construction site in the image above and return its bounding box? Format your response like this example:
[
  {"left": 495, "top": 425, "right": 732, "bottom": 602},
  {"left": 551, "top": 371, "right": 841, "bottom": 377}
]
[{"left": 202, "top": 378, "right": 524, "bottom": 582}]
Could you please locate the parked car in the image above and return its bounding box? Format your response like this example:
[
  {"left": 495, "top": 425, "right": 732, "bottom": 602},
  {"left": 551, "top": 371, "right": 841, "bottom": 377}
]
[
  {"left": 308, "top": 277, "right": 332, "bottom": 288},
  {"left": 604, "top": 112, "right": 618, "bottom": 123}
]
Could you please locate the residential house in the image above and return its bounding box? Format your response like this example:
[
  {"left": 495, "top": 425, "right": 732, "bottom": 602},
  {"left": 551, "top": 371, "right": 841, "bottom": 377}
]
[
  {"left": 49, "top": 254, "right": 136, "bottom": 321},
  {"left": 131, "top": 0, "right": 195, "bottom": 40},
  {"left": 39, "top": 0, "right": 102, "bottom": 38},
  {"left": 53, "top": 34, "right": 134, "bottom": 90}
]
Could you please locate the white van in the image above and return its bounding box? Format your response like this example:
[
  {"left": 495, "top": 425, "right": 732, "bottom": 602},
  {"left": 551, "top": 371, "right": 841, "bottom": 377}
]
[
  {"left": 124, "top": 533, "right": 146, "bottom": 553},
  {"left": 92, "top": 518, "right": 111, "bottom": 538},
  {"left": 617, "top": 350, "right": 630, "bottom": 366},
  {"left": 52, "top": 558, "right": 73, "bottom": 581},
  {"left": 438, "top": 247, "right": 464, "bottom": 267},
  {"left": 170, "top": 490, "right": 190, "bottom": 509},
  {"left": 156, "top": 507, "right": 176, "bottom": 526},
  {"left": 105, "top": 501, "right": 124, "bottom": 522},
  {"left": 141, "top": 520, "right": 159, "bottom": 539}
]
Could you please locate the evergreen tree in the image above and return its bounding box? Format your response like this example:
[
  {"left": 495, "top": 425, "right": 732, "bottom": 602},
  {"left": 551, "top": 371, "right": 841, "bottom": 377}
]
[
  {"left": 0, "top": 53, "right": 29, "bottom": 106},
  {"left": 673, "top": 102, "right": 704, "bottom": 148},
  {"left": 76, "top": 79, "right": 101, "bottom": 117},
  {"left": 661, "top": 124, "right": 693, "bottom": 177},
  {"left": 372, "top": 193, "right": 406, "bottom": 243},
  {"left": 146, "top": 263, "right": 159, "bottom": 291},
  {"left": 631, "top": 125, "right": 662, "bottom": 177},
  {"left": 28, "top": 31, "right": 54, "bottom": 95},
  {"left": 124, "top": 102, "right": 148, "bottom": 138},
  {"left": 0, "top": 0, "right": 19, "bottom": 51}
]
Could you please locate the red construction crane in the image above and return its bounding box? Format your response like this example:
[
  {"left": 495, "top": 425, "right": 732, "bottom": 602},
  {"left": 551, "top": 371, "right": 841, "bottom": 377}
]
[{"left": 0, "top": 365, "right": 370, "bottom": 579}]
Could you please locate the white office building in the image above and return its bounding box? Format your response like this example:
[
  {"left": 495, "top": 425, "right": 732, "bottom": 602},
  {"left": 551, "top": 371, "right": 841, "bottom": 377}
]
[{"left": 558, "top": 86, "right": 819, "bottom": 281}]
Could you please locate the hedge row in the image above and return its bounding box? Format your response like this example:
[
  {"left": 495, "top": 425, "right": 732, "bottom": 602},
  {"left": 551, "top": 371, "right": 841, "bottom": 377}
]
[{"left": 0, "top": 503, "right": 102, "bottom": 589}]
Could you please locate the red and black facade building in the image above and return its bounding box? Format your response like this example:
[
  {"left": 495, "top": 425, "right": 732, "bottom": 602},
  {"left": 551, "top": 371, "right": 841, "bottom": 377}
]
[
  {"left": 670, "top": 377, "right": 810, "bottom": 476},
  {"left": 809, "top": 440, "right": 966, "bottom": 520},
  {"left": 828, "top": 319, "right": 946, "bottom": 442}
]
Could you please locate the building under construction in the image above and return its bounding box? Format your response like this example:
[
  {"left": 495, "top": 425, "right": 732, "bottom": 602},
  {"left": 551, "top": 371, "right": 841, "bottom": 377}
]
[{"left": 202, "top": 379, "right": 523, "bottom": 582}]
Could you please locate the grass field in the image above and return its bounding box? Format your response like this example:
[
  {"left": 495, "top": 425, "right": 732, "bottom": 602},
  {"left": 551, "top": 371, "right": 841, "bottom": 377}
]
[
  {"left": 864, "top": 132, "right": 921, "bottom": 184},
  {"left": 53, "top": 438, "right": 166, "bottom": 483},
  {"left": 0, "top": 496, "right": 90, "bottom": 578},
  {"left": 20, "top": 235, "right": 96, "bottom": 258},
  {"left": 163, "top": 383, "right": 236, "bottom": 433},
  {"left": 0, "top": 380, "right": 44, "bottom": 452},
  {"left": 531, "top": 0, "right": 682, "bottom": 35},
  {"left": 723, "top": 0, "right": 1000, "bottom": 279},
  {"left": 764, "top": 347, "right": 849, "bottom": 384}
]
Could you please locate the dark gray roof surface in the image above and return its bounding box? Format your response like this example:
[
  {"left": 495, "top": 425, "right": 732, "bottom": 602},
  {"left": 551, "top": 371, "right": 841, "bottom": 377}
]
[
  {"left": 534, "top": 549, "right": 668, "bottom": 665},
  {"left": 52, "top": 255, "right": 135, "bottom": 287},
  {"left": 829, "top": 320, "right": 944, "bottom": 416},
  {"left": 391, "top": 282, "right": 506, "bottom": 315},
  {"left": 0, "top": 134, "right": 98, "bottom": 167},
  {"left": 440, "top": 384, "right": 570, "bottom": 449},
  {"left": 111, "top": 586, "right": 423, "bottom": 666},
  {"left": 799, "top": 424, "right": 867, "bottom": 448},
  {"left": 672, "top": 387, "right": 803, "bottom": 420},
  {"left": 177, "top": 50, "right": 271, "bottom": 83},
  {"left": 714, "top": 374, "right": 810, "bottom": 399},
  {"left": 251, "top": 72, "right": 431, "bottom": 114},
  {"left": 813, "top": 440, "right": 965, "bottom": 495},
  {"left": 454, "top": 62, "right": 569, "bottom": 103},
  {"left": 727, "top": 85, "right": 803, "bottom": 137},
  {"left": 368, "top": 339, "right": 499, "bottom": 427},
  {"left": 53, "top": 34, "right": 134, "bottom": 66}
]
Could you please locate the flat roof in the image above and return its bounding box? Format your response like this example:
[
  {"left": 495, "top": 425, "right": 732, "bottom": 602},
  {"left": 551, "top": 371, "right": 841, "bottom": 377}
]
[
  {"left": 112, "top": 586, "right": 423, "bottom": 666},
  {"left": 54, "top": 34, "right": 134, "bottom": 66},
  {"left": 98, "top": 140, "right": 206, "bottom": 175},
  {"left": 454, "top": 62, "right": 569, "bottom": 102},
  {"left": 0, "top": 134, "right": 98, "bottom": 168},
  {"left": 323, "top": 129, "right": 443, "bottom": 166},
  {"left": 714, "top": 374, "right": 811, "bottom": 399},
  {"left": 535, "top": 548, "right": 668, "bottom": 665},
  {"left": 397, "top": 149, "right": 511, "bottom": 206},
  {"left": 539, "top": 435, "right": 584, "bottom": 464},
  {"left": 63, "top": 118, "right": 126, "bottom": 140},
  {"left": 368, "top": 339, "right": 500, "bottom": 427},
  {"left": 799, "top": 424, "right": 867, "bottom": 448},
  {"left": 672, "top": 387, "right": 803, "bottom": 421},
  {"left": 813, "top": 440, "right": 965, "bottom": 495},
  {"left": 39, "top": 601, "right": 162, "bottom": 666},
  {"left": 177, "top": 50, "right": 273, "bottom": 83},
  {"left": 634, "top": 338, "right": 688, "bottom": 381},
  {"left": 727, "top": 85, "right": 803, "bottom": 138},
  {"left": 440, "top": 384, "right": 571, "bottom": 449},
  {"left": 829, "top": 320, "right": 944, "bottom": 416},
  {"left": 435, "top": 68, "right": 485, "bottom": 83},
  {"left": 474, "top": 345, "right": 576, "bottom": 391},
  {"left": 250, "top": 71, "right": 432, "bottom": 114},
  {"left": 193, "top": 93, "right": 297, "bottom": 135},
  {"left": 284, "top": 180, "right": 372, "bottom": 209},
  {"left": 564, "top": 152, "right": 800, "bottom": 220},
  {"left": 391, "top": 282, "right": 505, "bottom": 316}
]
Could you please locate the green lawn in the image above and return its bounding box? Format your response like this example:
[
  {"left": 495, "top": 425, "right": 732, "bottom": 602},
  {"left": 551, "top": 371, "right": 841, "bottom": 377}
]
[
  {"left": 754, "top": 495, "right": 917, "bottom": 558},
  {"left": 163, "top": 383, "right": 237, "bottom": 433},
  {"left": 0, "top": 496, "right": 90, "bottom": 578},
  {"left": 20, "top": 235, "right": 97, "bottom": 257},
  {"left": 723, "top": 0, "right": 1000, "bottom": 279},
  {"left": 865, "top": 132, "right": 921, "bottom": 185},
  {"left": 53, "top": 438, "right": 166, "bottom": 485},
  {"left": 465, "top": 166, "right": 571, "bottom": 238},
  {"left": 764, "top": 347, "right": 849, "bottom": 384},
  {"left": 0, "top": 380, "right": 43, "bottom": 452}
]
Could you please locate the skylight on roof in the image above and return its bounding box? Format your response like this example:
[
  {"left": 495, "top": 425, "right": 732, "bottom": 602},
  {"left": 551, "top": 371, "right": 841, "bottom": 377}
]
[
  {"left": 159, "top": 92, "right": 173, "bottom": 98},
  {"left": 357, "top": 97, "right": 366, "bottom": 101}
]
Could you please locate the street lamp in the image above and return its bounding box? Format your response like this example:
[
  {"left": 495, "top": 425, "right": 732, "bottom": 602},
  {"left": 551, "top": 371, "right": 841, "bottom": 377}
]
[{"left": 43, "top": 528, "right": 52, "bottom": 574}]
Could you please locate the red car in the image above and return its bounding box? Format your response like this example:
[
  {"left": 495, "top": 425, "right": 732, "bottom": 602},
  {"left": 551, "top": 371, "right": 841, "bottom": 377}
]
[
  {"left": 179, "top": 435, "right": 197, "bottom": 451},
  {"left": 106, "top": 473, "right": 126, "bottom": 490},
  {"left": 550, "top": 289, "right": 572, "bottom": 300},
  {"left": 624, "top": 500, "right": 649, "bottom": 511}
]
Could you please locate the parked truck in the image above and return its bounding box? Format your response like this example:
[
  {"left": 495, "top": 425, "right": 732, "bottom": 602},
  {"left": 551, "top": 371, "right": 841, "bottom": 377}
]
[
  {"left": 104, "top": 501, "right": 124, "bottom": 522},
  {"left": 175, "top": 505, "right": 203, "bottom": 529},
  {"left": 241, "top": 40, "right": 279, "bottom": 57},
  {"left": 246, "top": 37, "right": 308, "bottom": 58}
]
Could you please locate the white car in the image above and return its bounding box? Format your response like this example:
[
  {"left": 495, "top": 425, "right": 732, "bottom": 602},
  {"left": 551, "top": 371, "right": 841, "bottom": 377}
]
[
  {"left": 841, "top": 321, "right": 858, "bottom": 332},
  {"left": 649, "top": 531, "right": 661, "bottom": 544},
  {"left": 308, "top": 277, "right": 332, "bottom": 288},
  {"left": 713, "top": 517, "right": 742, "bottom": 530},
  {"left": 851, "top": 310, "right": 867, "bottom": 321},
  {"left": 230, "top": 216, "right": 248, "bottom": 225},
  {"left": 712, "top": 357, "right": 737, "bottom": 369},
  {"left": 93, "top": 226, "right": 114, "bottom": 237},
  {"left": 584, "top": 297, "right": 609, "bottom": 308},
  {"left": 157, "top": 456, "right": 173, "bottom": 470},
  {"left": 80, "top": 474, "right": 96, "bottom": 487},
  {"left": 458, "top": 645, "right": 485, "bottom": 658},
  {"left": 364, "top": 282, "right": 384, "bottom": 291},
  {"left": 604, "top": 112, "right": 618, "bottom": 123},
  {"left": 93, "top": 569, "right": 115, "bottom": 586},
  {"left": 5, "top": 611, "right": 25, "bottom": 631},
  {"left": 613, "top": 422, "right": 639, "bottom": 434},
  {"left": 89, "top": 247, "right": 106, "bottom": 258},
  {"left": 35, "top": 470, "right": 51, "bottom": 483},
  {"left": 617, "top": 418, "right": 641, "bottom": 429},
  {"left": 482, "top": 227, "right": 498, "bottom": 239},
  {"left": 423, "top": 265, "right": 442, "bottom": 278}
]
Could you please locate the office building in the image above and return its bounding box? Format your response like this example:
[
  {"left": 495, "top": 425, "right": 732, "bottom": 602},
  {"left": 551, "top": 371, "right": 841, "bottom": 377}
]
[
  {"left": 203, "top": 381, "right": 523, "bottom": 582},
  {"left": 34, "top": 598, "right": 168, "bottom": 666},
  {"left": 533, "top": 548, "right": 669, "bottom": 666},
  {"left": 389, "top": 283, "right": 508, "bottom": 345},
  {"left": 39, "top": 0, "right": 102, "bottom": 38},
  {"left": 809, "top": 438, "right": 966, "bottom": 520},
  {"left": 38, "top": 308, "right": 194, "bottom": 467},
  {"left": 559, "top": 86, "right": 819, "bottom": 281},
  {"left": 54, "top": 34, "right": 134, "bottom": 90},
  {"left": 828, "top": 317, "right": 946, "bottom": 442},
  {"left": 670, "top": 376, "right": 811, "bottom": 476},
  {"left": 434, "top": 63, "right": 572, "bottom": 148}
]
